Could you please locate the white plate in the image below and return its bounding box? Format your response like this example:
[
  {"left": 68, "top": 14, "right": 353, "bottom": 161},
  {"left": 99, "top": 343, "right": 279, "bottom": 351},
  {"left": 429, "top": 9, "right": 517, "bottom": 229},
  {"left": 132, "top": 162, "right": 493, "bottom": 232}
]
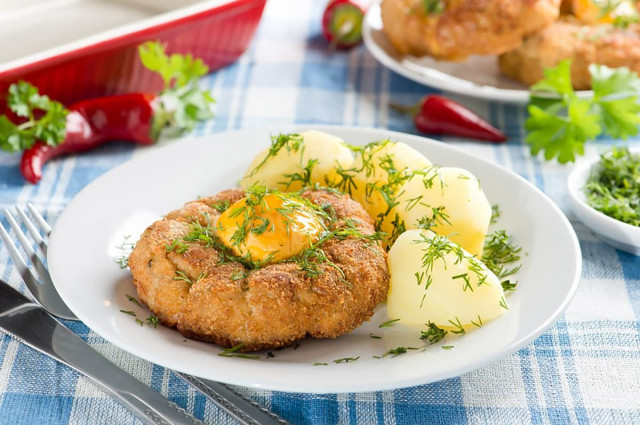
[
  {"left": 568, "top": 151, "right": 640, "bottom": 255},
  {"left": 48, "top": 126, "right": 581, "bottom": 393}
]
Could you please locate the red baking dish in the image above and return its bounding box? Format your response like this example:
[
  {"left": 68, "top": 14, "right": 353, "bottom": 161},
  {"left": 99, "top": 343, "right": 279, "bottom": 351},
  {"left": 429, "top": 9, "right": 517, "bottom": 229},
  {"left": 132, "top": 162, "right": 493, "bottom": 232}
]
[{"left": 0, "top": 0, "right": 266, "bottom": 110}]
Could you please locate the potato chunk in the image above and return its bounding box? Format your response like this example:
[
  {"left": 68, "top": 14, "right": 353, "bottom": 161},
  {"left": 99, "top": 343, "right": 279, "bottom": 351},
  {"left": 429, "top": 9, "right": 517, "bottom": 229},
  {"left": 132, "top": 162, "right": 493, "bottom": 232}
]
[
  {"left": 348, "top": 140, "right": 431, "bottom": 228},
  {"left": 387, "top": 166, "right": 491, "bottom": 257},
  {"left": 240, "top": 130, "right": 353, "bottom": 191},
  {"left": 387, "top": 229, "right": 508, "bottom": 328}
]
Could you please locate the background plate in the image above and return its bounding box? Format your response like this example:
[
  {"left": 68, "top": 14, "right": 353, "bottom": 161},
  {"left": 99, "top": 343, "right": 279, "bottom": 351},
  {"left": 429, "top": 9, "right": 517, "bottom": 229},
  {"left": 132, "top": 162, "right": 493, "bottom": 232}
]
[
  {"left": 363, "top": 1, "right": 591, "bottom": 104},
  {"left": 48, "top": 126, "right": 581, "bottom": 393}
]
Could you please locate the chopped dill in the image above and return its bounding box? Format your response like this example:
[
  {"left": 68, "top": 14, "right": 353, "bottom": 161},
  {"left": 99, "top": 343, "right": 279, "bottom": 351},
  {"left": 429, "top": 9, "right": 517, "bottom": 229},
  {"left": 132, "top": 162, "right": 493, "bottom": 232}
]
[
  {"left": 470, "top": 315, "right": 484, "bottom": 328},
  {"left": 490, "top": 204, "right": 501, "bottom": 224},
  {"left": 231, "top": 269, "right": 248, "bottom": 281},
  {"left": 423, "top": 0, "right": 444, "bottom": 14},
  {"left": 246, "top": 133, "right": 305, "bottom": 179},
  {"left": 379, "top": 318, "right": 400, "bottom": 328},
  {"left": 499, "top": 297, "right": 509, "bottom": 310},
  {"left": 420, "top": 321, "right": 448, "bottom": 344},
  {"left": 173, "top": 270, "right": 193, "bottom": 285},
  {"left": 313, "top": 362, "right": 328, "bottom": 366},
  {"left": 120, "top": 310, "right": 136, "bottom": 316},
  {"left": 448, "top": 317, "right": 466, "bottom": 335},
  {"left": 166, "top": 239, "right": 188, "bottom": 254},
  {"left": 584, "top": 146, "right": 640, "bottom": 227},
  {"left": 482, "top": 229, "right": 522, "bottom": 291},
  {"left": 218, "top": 344, "right": 260, "bottom": 359},
  {"left": 211, "top": 200, "right": 230, "bottom": 213},
  {"left": 374, "top": 346, "right": 418, "bottom": 358},
  {"left": 126, "top": 294, "right": 143, "bottom": 308},
  {"left": 333, "top": 356, "right": 360, "bottom": 363},
  {"left": 146, "top": 315, "right": 159, "bottom": 328}
]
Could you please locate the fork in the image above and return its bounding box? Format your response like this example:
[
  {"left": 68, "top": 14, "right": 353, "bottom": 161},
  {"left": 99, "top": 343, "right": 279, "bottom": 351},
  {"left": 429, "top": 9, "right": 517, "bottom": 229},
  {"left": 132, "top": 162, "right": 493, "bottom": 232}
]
[{"left": 0, "top": 203, "right": 289, "bottom": 425}]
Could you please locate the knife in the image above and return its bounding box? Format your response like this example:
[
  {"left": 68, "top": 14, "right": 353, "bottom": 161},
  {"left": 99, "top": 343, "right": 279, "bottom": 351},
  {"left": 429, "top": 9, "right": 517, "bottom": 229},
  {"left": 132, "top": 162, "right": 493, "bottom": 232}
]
[
  {"left": 0, "top": 281, "right": 203, "bottom": 425},
  {"left": 176, "top": 372, "right": 289, "bottom": 425}
]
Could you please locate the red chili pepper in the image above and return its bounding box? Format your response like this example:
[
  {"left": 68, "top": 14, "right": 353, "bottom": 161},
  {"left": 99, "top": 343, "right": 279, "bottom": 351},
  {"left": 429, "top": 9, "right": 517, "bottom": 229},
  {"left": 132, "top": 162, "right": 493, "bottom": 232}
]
[
  {"left": 322, "top": 0, "right": 366, "bottom": 49},
  {"left": 390, "top": 95, "right": 507, "bottom": 142},
  {"left": 20, "top": 93, "right": 157, "bottom": 184}
]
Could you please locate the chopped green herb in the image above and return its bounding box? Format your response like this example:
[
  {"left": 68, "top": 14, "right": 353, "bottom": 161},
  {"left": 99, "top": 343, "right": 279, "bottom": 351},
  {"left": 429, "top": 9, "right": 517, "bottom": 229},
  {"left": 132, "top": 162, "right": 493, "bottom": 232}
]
[
  {"left": 423, "top": 0, "right": 444, "bottom": 14},
  {"left": 146, "top": 315, "right": 159, "bottom": 328},
  {"left": 470, "top": 315, "right": 484, "bottom": 328},
  {"left": 173, "top": 270, "right": 193, "bottom": 285},
  {"left": 420, "top": 321, "right": 448, "bottom": 344},
  {"left": 333, "top": 356, "right": 360, "bottom": 363},
  {"left": 379, "top": 318, "right": 400, "bottom": 328},
  {"left": 136, "top": 318, "right": 144, "bottom": 326},
  {"left": 499, "top": 297, "right": 509, "bottom": 310},
  {"left": 584, "top": 146, "right": 640, "bottom": 226},
  {"left": 211, "top": 200, "right": 230, "bottom": 213},
  {"left": 218, "top": 344, "right": 261, "bottom": 359},
  {"left": 126, "top": 294, "right": 143, "bottom": 308},
  {"left": 441, "top": 345, "right": 454, "bottom": 350},
  {"left": 312, "top": 362, "right": 328, "bottom": 366},
  {"left": 448, "top": 317, "right": 466, "bottom": 335},
  {"left": 374, "top": 346, "right": 418, "bottom": 358},
  {"left": 120, "top": 310, "right": 136, "bottom": 316},
  {"left": 490, "top": 204, "right": 501, "bottom": 224},
  {"left": 482, "top": 229, "right": 522, "bottom": 292}
]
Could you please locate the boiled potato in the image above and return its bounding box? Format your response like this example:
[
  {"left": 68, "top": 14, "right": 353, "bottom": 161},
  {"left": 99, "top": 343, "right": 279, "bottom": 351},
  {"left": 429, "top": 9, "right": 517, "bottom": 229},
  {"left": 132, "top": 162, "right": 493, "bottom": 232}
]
[
  {"left": 240, "top": 130, "right": 353, "bottom": 191},
  {"left": 386, "top": 166, "right": 491, "bottom": 257},
  {"left": 387, "top": 229, "right": 508, "bottom": 328},
  {"left": 349, "top": 140, "right": 431, "bottom": 226}
]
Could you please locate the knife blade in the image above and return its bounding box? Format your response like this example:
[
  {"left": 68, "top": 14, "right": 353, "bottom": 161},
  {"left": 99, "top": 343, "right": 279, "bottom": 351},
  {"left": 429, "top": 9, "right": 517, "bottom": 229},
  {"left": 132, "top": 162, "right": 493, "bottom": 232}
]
[
  {"left": 176, "top": 372, "right": 290, "bottom": 425},
  {"left": 0, "top": 281, "right": 204, "bottom": 425}
]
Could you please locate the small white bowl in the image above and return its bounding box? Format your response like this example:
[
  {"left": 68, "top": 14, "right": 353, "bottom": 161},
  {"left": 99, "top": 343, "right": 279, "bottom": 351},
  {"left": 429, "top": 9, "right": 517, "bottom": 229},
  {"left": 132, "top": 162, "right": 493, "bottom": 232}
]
[{"left": 567, "top": 153, "right": 640, "bottom": 255}]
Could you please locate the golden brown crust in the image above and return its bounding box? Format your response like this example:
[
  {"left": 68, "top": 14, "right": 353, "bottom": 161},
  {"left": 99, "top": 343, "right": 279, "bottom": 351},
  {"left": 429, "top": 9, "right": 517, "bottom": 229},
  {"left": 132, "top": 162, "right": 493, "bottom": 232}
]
[
  {"left": 380, "top": 0, "right": 561, "bottom": 60},
  {"left": 128, "top": 189, "right": 389, "bottom": 352},
  {"left": 499, "top": 18, "right": 640, "bottom": 89}
]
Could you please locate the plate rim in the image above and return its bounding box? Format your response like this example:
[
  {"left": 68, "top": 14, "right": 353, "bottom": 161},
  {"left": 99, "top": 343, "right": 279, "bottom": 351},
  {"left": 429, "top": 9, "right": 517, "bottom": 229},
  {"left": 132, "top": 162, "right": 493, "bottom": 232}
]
[{"left": 48, "top": 125, "right": 583, "bottom": 393}]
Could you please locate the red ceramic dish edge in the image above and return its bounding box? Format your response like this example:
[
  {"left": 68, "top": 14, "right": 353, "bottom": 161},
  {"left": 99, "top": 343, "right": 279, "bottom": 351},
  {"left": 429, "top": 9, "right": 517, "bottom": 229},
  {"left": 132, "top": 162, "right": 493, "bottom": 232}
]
[{"left": 0, "top": 0, "right": 266, "bottom": 110}]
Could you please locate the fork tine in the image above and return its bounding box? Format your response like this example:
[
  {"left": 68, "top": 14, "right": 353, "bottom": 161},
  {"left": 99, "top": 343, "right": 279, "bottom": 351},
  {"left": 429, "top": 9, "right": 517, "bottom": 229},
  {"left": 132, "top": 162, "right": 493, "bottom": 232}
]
[
  {"left": 0, "top": 220, "right": 41, "bottom": 301},
  {"left": 1, "top": 209, "right": 76, "bottom": 320},
  {"left": 27, "top": 203, "right": 52, "bottom": 237},
  {"left": 4, "top": 209, "right": 57, "bottom": 293},
  {"left": 16, "top": 206, "right": 47, "bottom": 257}
]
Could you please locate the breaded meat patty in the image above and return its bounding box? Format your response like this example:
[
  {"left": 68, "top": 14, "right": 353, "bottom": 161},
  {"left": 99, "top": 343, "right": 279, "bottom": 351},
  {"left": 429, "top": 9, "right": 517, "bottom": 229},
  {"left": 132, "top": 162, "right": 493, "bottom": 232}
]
[
  {"left": 380, "top": 0, "right": 561, "bottom": 60},
  {"left": 499, "top": 18, "right": 640, "bottom": 89},
  {"left": 128, "top": 188, "right": 390, "bottom": 352}
]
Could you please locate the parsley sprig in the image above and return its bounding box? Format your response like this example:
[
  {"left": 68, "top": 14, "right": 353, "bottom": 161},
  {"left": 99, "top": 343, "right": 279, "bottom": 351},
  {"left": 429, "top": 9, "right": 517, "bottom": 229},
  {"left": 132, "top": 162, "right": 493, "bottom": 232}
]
[
  {"left": 525, "top": 60, "right": 640, "bottom": 163},
  {"left": 139, "top": 41, "right": 215, "bottom": 138},
  {"left": 0, "top": 81, "right": 69, "bottom": 152}
]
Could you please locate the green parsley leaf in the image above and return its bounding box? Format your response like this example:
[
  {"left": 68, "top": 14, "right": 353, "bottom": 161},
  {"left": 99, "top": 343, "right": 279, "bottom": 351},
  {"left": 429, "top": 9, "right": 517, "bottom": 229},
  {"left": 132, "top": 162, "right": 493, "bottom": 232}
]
[
  {"left": 525, "top": 60, "right": 640, "bottom": 163},
  {"left": 0, "top": 81, "right": 69, "bottom": 153},
  {"left": 139, "top": 41, "right": 215, "bottom": 138}
]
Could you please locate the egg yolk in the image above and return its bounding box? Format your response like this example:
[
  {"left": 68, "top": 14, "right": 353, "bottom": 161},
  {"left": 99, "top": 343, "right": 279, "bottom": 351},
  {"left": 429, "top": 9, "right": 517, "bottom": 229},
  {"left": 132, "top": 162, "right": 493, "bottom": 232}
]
[
  {"left": 572, "top": 0, "right": 637, "bottom": 24},
  {"left": 216, "top": 193, "right": 324, "bottom": 263}
]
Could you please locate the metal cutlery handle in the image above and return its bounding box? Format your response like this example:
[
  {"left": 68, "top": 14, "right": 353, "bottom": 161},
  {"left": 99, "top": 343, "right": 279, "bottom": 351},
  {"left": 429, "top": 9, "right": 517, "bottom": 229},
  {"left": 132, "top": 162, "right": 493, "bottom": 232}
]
[
  {"left": 177, "top": 373, "right": 290, "bottom": 425},
  {"left": 0, "top": 284, "right": 203, "bottom": 425}
]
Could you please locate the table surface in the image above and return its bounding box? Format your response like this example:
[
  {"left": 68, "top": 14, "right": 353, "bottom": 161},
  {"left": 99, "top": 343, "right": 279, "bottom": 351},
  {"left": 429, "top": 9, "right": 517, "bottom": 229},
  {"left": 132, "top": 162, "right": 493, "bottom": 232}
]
[{"left": 1, "top": 1, "right": 640, "bottom": 424}]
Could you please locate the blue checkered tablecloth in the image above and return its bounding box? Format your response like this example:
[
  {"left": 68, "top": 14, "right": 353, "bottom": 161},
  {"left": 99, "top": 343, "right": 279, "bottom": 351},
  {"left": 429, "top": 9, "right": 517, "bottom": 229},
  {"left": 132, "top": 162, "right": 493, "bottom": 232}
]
[{"left": 1, "top": 1, "right": 640, "bottom": 424}]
